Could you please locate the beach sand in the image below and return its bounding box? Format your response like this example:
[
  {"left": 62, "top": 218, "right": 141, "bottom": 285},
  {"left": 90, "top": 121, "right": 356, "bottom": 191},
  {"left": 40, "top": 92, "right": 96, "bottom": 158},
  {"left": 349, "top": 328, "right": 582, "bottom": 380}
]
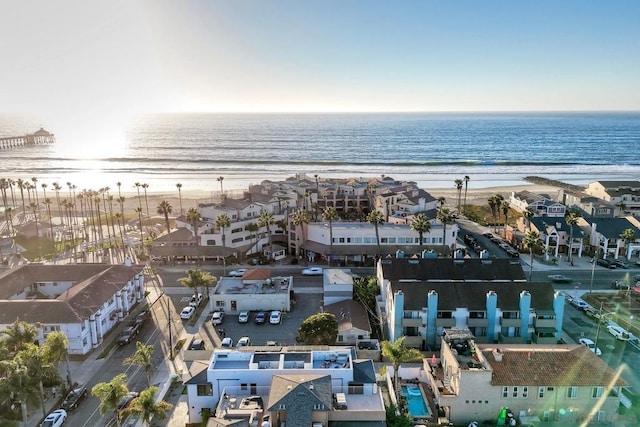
[{"left": 118, "top": 183, "right": 564, "bottom": 216}]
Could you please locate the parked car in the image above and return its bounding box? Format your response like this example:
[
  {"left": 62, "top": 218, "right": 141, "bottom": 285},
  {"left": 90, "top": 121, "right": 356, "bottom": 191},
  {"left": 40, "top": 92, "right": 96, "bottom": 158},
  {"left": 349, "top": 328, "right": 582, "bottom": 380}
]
[
  {"left": 238, "top": 311, "right": 249, "bottom": 323},
  {"left": 611, "top": 280, "right": 630, "bottom": 290},
  {"left": 607, "top": 324, "right": 631, "bottom": 341},
  {"left": 135, "top": 310, "right": 150, "bottom": 326},
  {"left": 612, "top": 259, "right": 630, "bottom": 269},
  {"left": 189, "top": 293, "right": 203, "bottom": 307},
  {"left": 578, "top": 338, "right": 602, "bottom": 356},
  {"left": 302, "top": 267, "right": 323, "bottom": 276},
  {"left": 266, "top": 340, "right": 279, "bottom": 346},
  {"left": 221, "top": 337, "right": 234, "bottom": 348},
  {"left": 117, "top": 323, "right": 141, "bottom": 345},
  {"left": 548, "top": 274, "right": 572, "bottom": 283},
  {"left": 62, "top": 385, "right": 88, "bottom": 411},
  {"left": 229, "top": 268, "right": 247, "bottom": 277},
  {"left": 569, "top": 298, "right": 590, "bottom": 311},
  {"left": 270, "top": 310, "right": 282, "bottom": 324},
  {"left": 254, "top": 311, "right": 266, "bottom": 325},
  {"left": 212, "top": 311, "right": 224, "bottom": 325},
  {"left": 596, "top": 258, "right": 617, "bottom": 269},
  {"left": 180, "top": 306, "right": 196, "bottom": 320},
  {"left": 189, "top": 339, "right": 205, "bottom": 350},
  {"left": 482, "top": 232, "right": 494, "bottom": 238},
  {"left": 237, "top": 336, "right": 251, "bottom": 347},
  {"left": 117, "top": 392, "right": 140, "bottom": 410},
  {"left": 40, "top": 409, "right": 67, "bottom": 427}
]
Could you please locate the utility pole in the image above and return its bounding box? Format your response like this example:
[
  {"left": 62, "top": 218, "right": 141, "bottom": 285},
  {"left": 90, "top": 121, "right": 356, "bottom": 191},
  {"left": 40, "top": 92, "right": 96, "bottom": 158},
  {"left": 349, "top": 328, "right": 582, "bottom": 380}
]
[
  {"left": 165, "top": 296, "right": 173, "bottom": 360},
  {"left": 589, "top": 249, "right": 598, "bottom": 294}
]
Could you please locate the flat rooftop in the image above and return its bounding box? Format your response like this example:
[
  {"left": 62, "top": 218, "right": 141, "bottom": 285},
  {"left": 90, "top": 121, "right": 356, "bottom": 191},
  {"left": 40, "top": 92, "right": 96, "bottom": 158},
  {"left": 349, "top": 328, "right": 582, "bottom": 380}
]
[{"left": 214, "top": 276, "right": 292, "bottom": 295}]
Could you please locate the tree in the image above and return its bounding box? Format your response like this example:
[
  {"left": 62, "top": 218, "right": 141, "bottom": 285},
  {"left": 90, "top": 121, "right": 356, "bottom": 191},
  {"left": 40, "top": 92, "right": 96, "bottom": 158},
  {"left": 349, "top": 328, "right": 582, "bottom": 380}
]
[
  {"left": 156, "top": 200, "right": 173, "bottom": 235},
  {"left": 123, "top": 342, "right": 155, "bottom": 387},
  {"left": 135, "top": 207, "right": 144, "bottom": 254},
  {"left": 523, "top": 206, "right": 535, "bottom": 230},
  {"left": 487, "top": 194, "right": 504, "bottom": 232},
  {"left": 291, "top": 209, "right": 309, "bottom": 257},
  {"left": 386, "top": 403, "right": 413, "bottom": 427},
  {"left": 462, "top": 175, "right": 470, "bottom": 214},
  {"left": 141, "top": 183, "right": 150, "bottom": 218},
  {"left": 367, "top": 210, "right": 384, "bottom": 255},
  {"left": 134, "top": 182, "right": 142, "bottom": 211},
  {"left": 257, "top": 211, "right": 275, "bottom": 261},
  {"left": 92, "top": 373, "right": 130, "bottom": 427},
  {"left": 322, "top": 206, "right": 338, "bottom": 266},
  {"left": 621, "top": 228, "right": 636, "bottom": 258},
  {"left": 245, "top": 222, "right": 259, "bottom": 256},
  {"left": 0, "top": 320, "right": 38, "bottom": 354},
  {"left": 0, "top": 358, "right": 39, "bottom": 426},
  {"left": 381, "top": 337, "right": 423, "bottom": 396},
  {"left": 123, "top": 386, "right": 172, "bottom": 427},
  {"left": 215, "top": 213, "right": 231, "bottom": 265},
  {"left": 217, "top": 176, "right": 224, "bottom": 195},
  {"left": 296, "top": 313, "right": 338, "bottom": 345},
  {"left": 523, "top": 231, "right": 542, "bottom": 281},
  {"left": 454, "top": 178, "right": 463, "bottom": 213},
  {"left": 436, "top": 207, "right": 457, "bottom": 253},
  {"left": 565, "top": 210, "right": 581, "bottom": 264},
  {"left": 176, "top": 183, "right": 183, "bottom": 215},
  {"left": 501, "top": 199, "right": 510, "bottom": 236},
  {"left": 179, "top": 269, "right": 217, "bottom": 299},
  {"left": 410, "top": 213, "right": 431, "bottom": 249}
]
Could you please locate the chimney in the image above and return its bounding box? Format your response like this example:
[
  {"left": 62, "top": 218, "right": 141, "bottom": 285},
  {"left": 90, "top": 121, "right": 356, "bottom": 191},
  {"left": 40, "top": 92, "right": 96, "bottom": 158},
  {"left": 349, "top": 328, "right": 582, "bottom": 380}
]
[
  {"left": 492, "top": 348, "right": 503, "bottom": 362},
  {"left": 124, "top": 256, "right": 132, "bottom": 267}
]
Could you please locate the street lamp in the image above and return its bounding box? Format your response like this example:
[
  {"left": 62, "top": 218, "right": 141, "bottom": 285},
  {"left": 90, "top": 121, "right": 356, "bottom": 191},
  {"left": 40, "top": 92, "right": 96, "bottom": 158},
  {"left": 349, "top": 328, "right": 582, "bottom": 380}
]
[{"left": 589, "top": 248, "right": 598, "bottom": 294}]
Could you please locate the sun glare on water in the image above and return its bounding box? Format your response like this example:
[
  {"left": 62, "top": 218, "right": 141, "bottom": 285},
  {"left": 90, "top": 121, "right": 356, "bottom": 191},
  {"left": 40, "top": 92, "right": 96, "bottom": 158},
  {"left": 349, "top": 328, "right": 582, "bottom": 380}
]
[{"left": 50, "top": 120, "right": 129, "bottom": 160}]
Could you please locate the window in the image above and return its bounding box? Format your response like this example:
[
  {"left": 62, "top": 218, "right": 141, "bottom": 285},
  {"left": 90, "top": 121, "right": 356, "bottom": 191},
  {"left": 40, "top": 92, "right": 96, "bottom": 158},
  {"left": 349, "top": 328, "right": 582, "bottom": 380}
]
[
  {"left": 215, "top": 301, "right": 225, "bottom": 307},
  {"left": 241, "top": 383, "right": 247, "bottom": 390},
  {"left": 197, "top": 384, "right": 213, "bottom": 396},
  {"left": 502, "top": 387, "right": 508, "bottom": 398},
  {"left": 567, "top": 387, "right": 578, "bottom": 398},
  {"left": 538, "top": 387, "right": 544, "bottom": 398},
  {"left": 592, "top": 386, "right": 603, "bottom": 398},
  {"left": 313, "top": 404, "right": 325, "bottom": 410},
  {"left": 522, "top": 386, "right": 528, "bottom": 398},
  {"left": 337, "top": 335, "right": 344, "bottom": 342},
  {"left": 512, "top": 387, "right": 518, "bottom": 398},
  {"left": 278, "top": 404, "right": 286, "bottom": 410},
  {"left": 354, "top": 237, "right": 362, "bottom": 243}
]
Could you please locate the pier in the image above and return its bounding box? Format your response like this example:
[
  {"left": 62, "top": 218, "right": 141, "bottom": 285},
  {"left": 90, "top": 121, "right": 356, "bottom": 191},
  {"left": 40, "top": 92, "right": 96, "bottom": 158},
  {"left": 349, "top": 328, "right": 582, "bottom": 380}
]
[{"left": 0, "top": 127, "right": 55, "bottom": 149}]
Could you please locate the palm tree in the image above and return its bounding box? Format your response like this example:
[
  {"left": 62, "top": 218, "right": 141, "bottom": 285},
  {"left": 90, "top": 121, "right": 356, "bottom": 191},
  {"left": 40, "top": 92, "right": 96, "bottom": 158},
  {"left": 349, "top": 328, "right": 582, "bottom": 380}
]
[
  {"left": 123, "top": 342, "right": 155, "bottom": 386},
  {"left": 436, "top": 196, "right": 446, "bottom": 209},
  {"left": 40, "top": 183, "right": 48, "bottom": 202},
  {"left": 43, "top": 198, "right": 54, "bottom": 242},
  {"left": 92, "top": 373, "right": 130, "bottom": 427},
  {"left": 291, "top": 209, "right": 309, "bottom": 257},
  {"left": 179, "top": 268, "right": 217, "bottom": 299},
  {"left": 411, "top": 213, "right": 431, "bottom": 249},
  {"left": 565, "top": 210, "right": 581, "bottom": 264},
  {"left": 29, "top": 202, "right": 40, "bottom": 247},
  {"left": 381, "top": 337, "right": 423, "bottom": 397},
  {"left": 142, "top": 183, "right": 150, "bottom": 218},
  {"left": 186, "top": 207, "right": 202, "bottom": 242},
  {"left": 621, "top": 228, "right": 636, "bottom": 259},
  {"left": 454, "top": 179, "right": 463, "bottom": 213},
  {"left": 367, "top": 210, "right": 384, "bottom": 256},
  {"left": 135, "top": 207, "right": 145, "bottom": 253},
  {"left": 0, "top": 358, "right": 39, "bottom": 426},
  {"left": 217, "top": 176, "right": 224, "bottom": 196},
  {"left": 52, "top": 182, "right": 63, "bottom": 228},
  {"left": 134, "top": 182, "right": 142, "bottom": 211},
  {"left": 176, "top": 183, "right": 183, "bottom": 215},
  {"left": 215, "top": 213, "right": 231, "bottom": 270},
  {"left": 437, "top": 207, "right": 457, "bottom": 253},
  {"left": 257, "top": 211, "right": 275, "bottom": 261},
  {"left": 501, "top": 200, "right": 510, "bottom": 236},
  {"left": 0, "top": 320, "right": 39, "bottom": 354},
  {"left": 31, "top": 177, "right": 39, "bottom": 206},
  {"left": 17, "top": 178, "right": 26, "bottom": 212},
  {"left": 156, "top": 200, "right": 173, "bottom": 235},
  {"left": 487, "top": 194, "right": 503, "bottom": 232},
  {"left": 123, "top": 386, "right": 172, "bottom": 427},
  {"left": 523, "top": 206, "right": 535, "bottom": 230},
  {"left": 4, "top": 207, "right": 13, "bottom": 236},
  {"left": 322, "top": 206, "right": 338, "bottom": 266},
  {"left": 245, "top": 222, "right": 260, "bottom": 256},
  {"left": 523, "top": 231, "right": 542, "bottom": 281}
]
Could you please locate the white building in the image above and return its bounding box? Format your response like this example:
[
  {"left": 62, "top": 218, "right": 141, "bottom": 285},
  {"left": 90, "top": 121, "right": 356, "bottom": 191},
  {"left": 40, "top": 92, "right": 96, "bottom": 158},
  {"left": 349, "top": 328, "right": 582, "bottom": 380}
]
[
  {"left": 209, "top": 268, "right": 292, "bottom": 313},
  {"left": 0, "top": 261, "right": 145, "bottom": 355},
  {"left": 186, "top": 346, "right": 385, "bottom": 425}
]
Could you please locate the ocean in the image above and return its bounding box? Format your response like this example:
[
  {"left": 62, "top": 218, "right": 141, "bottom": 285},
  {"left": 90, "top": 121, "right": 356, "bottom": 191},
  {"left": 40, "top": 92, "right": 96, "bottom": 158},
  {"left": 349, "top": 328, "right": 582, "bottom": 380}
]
[{"left": 1, "top": 112, "right": 639, "bottom": 194}]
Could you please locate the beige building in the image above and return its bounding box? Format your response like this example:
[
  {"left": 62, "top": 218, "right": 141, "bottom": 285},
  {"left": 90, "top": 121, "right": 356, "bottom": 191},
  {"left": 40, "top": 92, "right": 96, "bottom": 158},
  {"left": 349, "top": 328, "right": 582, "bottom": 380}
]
[{"left": 425, "top": 329, "right": 625, "bottom": 425}]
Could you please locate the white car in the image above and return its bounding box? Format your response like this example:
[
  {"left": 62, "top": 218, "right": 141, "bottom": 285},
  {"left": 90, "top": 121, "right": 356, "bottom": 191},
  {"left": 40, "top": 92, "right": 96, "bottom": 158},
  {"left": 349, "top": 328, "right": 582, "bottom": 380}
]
[
  {"left": 221, "top": 337, "right": 233, "bottom": 348},
  {"left": 607, "top": 324, "right": 631, "bottom": 341},
  {"left": 189, "top": 293, "right": 203, "bottom": 307},
  {"left": 229, "top": 268, "right": 247, "bottom": 277},
  {"left": 237, "top": 336, "right": 251, "bottom": 347},
  {"left": 212, "top": 311, "right": 224, "bottom": 325},
  {"left": 270, "top": 310, "right": 282, "bottom": 324},
  {"left": 180, "top": 306, "right": 195, "bottom": 320},
  {"left": 302, "top": 267, "right": 323, "bottom": 276},
  {"left": 569, "top": 298, "right": 590, "bottom": 311},
  {"left": 238, "top": 311, "right": 249, "bottom": 323},
  {"left": 578, "top": 338, "right": 602, "bottom": 356},
  {"left": 41, "top": 409, "right": 67, "bottom": 427}
]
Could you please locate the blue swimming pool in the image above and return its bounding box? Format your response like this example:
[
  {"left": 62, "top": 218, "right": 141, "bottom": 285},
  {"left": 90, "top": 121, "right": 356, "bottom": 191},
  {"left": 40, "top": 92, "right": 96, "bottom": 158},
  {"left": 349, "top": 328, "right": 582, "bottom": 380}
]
[{"left": 401, "top": 385, "right": 431, "bottom": 417}]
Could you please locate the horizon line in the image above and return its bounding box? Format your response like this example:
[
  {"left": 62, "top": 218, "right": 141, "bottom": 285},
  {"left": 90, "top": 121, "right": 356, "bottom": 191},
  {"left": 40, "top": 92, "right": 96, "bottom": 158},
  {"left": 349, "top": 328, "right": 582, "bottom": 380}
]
[{"left": 136, "top": 109, "right": 640, "bottom": 115}]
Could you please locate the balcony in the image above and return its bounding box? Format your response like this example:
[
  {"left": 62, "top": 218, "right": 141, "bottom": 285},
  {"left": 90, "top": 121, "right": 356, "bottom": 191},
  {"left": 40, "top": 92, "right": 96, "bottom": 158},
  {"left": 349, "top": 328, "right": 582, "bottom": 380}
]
[
  {"left": 402, "top": 318, "right": 423, "bottom": 327},
  {"left": 467, "top": 318, "right": 488, "bottom": 327},
  {"left": 436, "top": 318, "right": 456, "bottom": 327},
  {"left": 500, "top": 317, "right": 521, "bottom": 327},
  {"left": 534, "top": 317, "right": 556, "bottom": 328},
  {"left": 498, "top": 333, "right": 522, "bottom": 344}
]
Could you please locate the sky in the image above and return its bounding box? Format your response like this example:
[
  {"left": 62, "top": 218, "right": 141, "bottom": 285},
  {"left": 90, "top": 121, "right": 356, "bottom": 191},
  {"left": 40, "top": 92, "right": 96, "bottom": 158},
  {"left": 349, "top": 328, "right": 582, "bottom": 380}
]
[{"left": 0, "top": 0, "right": 639, "bottom": 134}]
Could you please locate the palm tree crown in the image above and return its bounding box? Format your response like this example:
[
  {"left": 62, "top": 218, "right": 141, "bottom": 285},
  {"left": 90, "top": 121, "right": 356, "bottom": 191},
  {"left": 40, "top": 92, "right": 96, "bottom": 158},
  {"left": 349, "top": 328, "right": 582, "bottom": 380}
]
[{"left": 411, "top": 213, "right": 431, "bottom": 248}]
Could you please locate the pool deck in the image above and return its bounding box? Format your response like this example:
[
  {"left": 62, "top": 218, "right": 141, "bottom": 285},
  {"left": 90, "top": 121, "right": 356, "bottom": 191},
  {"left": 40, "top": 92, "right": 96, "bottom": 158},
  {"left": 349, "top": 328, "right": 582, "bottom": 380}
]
[{"left": 400, "top": 380, "right": 438, "bottom": 424}]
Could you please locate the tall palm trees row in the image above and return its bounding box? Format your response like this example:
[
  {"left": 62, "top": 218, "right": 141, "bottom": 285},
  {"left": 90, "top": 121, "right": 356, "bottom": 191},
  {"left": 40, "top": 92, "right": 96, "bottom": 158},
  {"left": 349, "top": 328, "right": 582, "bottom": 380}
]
[{"left": 453, "top": 175, "right": 471, "bottom": 214}]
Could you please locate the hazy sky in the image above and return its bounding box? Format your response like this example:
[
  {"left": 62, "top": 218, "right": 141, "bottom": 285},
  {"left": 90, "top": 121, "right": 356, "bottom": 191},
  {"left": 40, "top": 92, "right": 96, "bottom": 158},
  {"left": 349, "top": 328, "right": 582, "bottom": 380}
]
[{"left": 1, "top": 0, "right": 639, "bottom": 126}]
